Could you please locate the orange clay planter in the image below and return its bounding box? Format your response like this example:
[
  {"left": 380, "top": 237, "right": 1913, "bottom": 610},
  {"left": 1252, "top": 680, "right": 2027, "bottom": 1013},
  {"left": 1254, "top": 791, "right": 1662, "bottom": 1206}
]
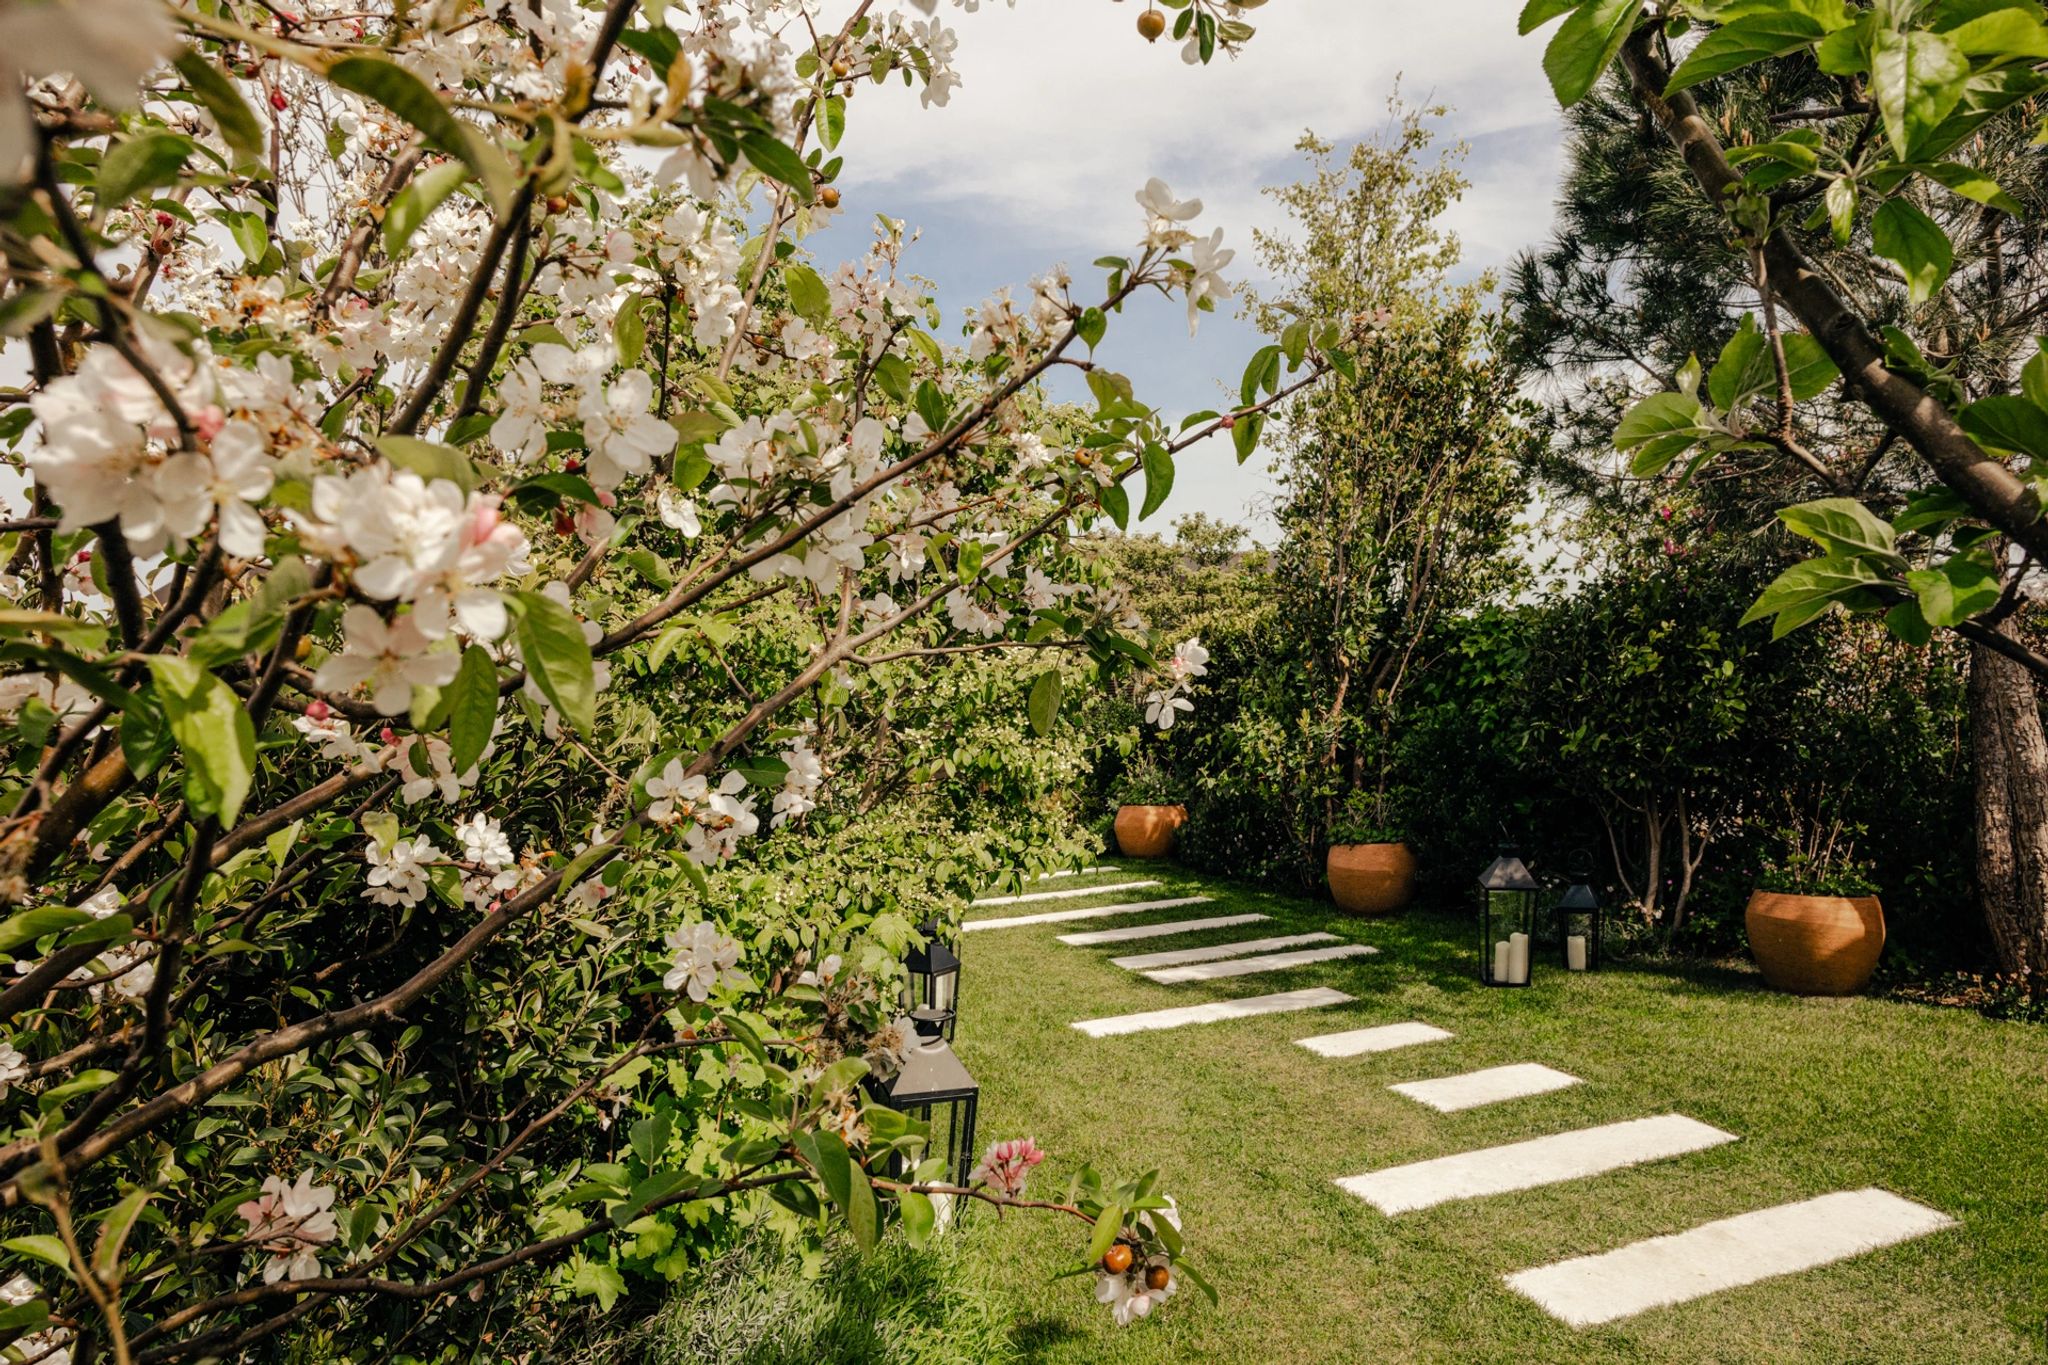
[
  {"left": 1744, "top": 890, "right": 1886, "bottom": 996},
  {"left": 1114, "top": 805, "right": 1186, "bottom": 859},
  {"left": 1326, "top": 842, "right": 1416, "bottom": 916}
]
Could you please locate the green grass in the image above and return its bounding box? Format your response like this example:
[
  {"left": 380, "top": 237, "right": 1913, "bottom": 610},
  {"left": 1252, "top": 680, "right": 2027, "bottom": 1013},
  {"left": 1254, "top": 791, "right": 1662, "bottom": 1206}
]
[{"left": 946, "top": 861, "right": 2048, "bottom": 1364}]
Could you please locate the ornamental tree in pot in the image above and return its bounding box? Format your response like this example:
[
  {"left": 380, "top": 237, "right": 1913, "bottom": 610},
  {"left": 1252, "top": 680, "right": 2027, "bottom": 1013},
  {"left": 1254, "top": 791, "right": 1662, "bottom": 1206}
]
[
  {"left": 1109, "top": 751, "right": 1186, "bottom": 859},
  {"left": 1326, "top": 788, "right": 1415, "bottom": 916},
  {"left": 1746, "top": 824, "right": 1885, "bottom": 997}
]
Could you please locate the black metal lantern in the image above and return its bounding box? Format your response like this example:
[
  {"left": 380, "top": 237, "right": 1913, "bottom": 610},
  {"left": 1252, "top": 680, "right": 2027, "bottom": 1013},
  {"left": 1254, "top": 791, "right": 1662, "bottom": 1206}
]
[
  {"left": 904, "top": 919, "right": 961, "bottom": 1042},
  {"left": 1478, "top": 850, "right": 1539, "bottom": 987},
  {"left": 1556, "top": 879, "right": 1601, "bottom": 972},
  {"left": 869, "top": 1019, "right": 980, "bottom": 1188}
]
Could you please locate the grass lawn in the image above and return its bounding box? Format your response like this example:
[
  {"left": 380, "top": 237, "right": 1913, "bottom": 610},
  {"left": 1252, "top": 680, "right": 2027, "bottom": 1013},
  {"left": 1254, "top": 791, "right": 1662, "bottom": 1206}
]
[{"left": 945, "top": 860, "right": 2048, "bottom": 1364}]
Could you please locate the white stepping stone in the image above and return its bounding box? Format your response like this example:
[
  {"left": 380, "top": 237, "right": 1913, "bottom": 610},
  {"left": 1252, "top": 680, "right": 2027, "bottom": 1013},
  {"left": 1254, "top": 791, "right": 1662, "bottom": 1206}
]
[
  {"left": 1335, "top": 1114, "right": 1738, "bottom": 1215},
  {"left": 1073, "top": 986, "right": 1354, "bottom": 1038},
  {"left": 1140, "top": 942, "right": 1378, "bottom": 984},
  {"left": 1389, "top": 1063, "right": 1583, "bottom": 1113},
  {"left": 1058, "top": 913, "right": 1269, "bottom": 946},
  {"left": 962, "top": 896, "right": 1211, "bottom": 933},
  {"left": 1111, "top": 933, "right": 1337, "bottom": 971},
  {"left": 970, "top": 879, "right": 1159, "bottom": 907},
  {"left": 1028, "top": 866, "right": 1115, "bottom": 881},
  {"left": 1297, "top": 1021, "right": 1453, "bottom": 1058},
  {"left": 1505, "top": 1188, "right": 1955, "bottom": 1327}
]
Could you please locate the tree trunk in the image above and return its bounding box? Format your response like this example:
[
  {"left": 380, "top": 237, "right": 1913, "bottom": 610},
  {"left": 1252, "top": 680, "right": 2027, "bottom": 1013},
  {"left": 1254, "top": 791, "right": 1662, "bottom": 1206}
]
[{"left": 1968, "top": 631, "right": 2048, "bottom": 985}]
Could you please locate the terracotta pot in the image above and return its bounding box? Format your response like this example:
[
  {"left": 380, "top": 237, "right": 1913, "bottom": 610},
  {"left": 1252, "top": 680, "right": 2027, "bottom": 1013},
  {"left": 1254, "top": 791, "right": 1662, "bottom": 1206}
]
[
  {"left": 1327, "top": 842, "right": 1416, "bottom": 916},
  {"left": 1744, "top": 889, "right": 1885, "bottom": 996},
  {"left": 1114, "top": 804, "right": 1185, "bottom": 859}
]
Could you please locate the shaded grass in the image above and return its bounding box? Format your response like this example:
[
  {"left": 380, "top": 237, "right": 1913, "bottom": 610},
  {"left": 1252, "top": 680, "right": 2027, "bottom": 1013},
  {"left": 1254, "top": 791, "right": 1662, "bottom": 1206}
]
[
  {"left": 949, "top": 861, "right": 2048, "bottom": 1364},
  {"left": 604, "top": 1229, "right": 1018, "bottom": 1365}
]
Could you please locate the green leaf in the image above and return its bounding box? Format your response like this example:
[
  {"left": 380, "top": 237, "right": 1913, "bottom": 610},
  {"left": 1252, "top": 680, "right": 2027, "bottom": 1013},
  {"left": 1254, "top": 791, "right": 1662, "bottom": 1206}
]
[
  {"left": 1542, "top": 0, "right": 1644, "bottom": 108},
  {"left": 1885, "top": 597, "right": 1933, "bottom": 646},
  {"left": 1871, "top": 197, "right": 1953, "bottom": 303},
  {"left": 1959, "top": 394, "right": 2048, "bottom": 459},
  {"left": 899, "top": 1189, "right": 935, "bottom": 1246},
  {"left": 819, "top": 94, "right": 846, "bottom": 151},
  {"left": 1908, "top": 555, "right": 2002, "bottom": 626},
  {"left": 739, "top": 132, "right": 815, "bottom": 202},
  {"left": 1740, "top": 556, "right": 1886, "bottom": 636},
  {"left": 569, "top": 1258, "right": 626, "bottom": 1311},
  {"left": 1139, "top": 443, "right": 1175, "bottom": 521},
  {"left": 174, "top": 51, "right": 266, "bottom": 163},
  {"left": 1941, "top": 5, "right": 2048, "bottom": 60},
  {"left": 1098, "top": 482, "right": 1130, "bottom": 531},
  {"left": 384, "top": 160, "right": 472, "bottom": 258},
  {"left": 1870, "top": 28, "right": 1970, "bottom": 161},
  {"left": 1231, "top": 412, "right": 1264, "bottom": 464},
  {"left": 445, "top": 646, "right": 498, "bottom": 775},
  {"left": 1028, "top": 669, "right": 1062, "bottom": 737},
  {"left": 783, "top": 263, "right": 830, "bottom": 326},
  {"left": 120, "top": 689, "right": 173, "bottom": 779},
  {"left": 1086, "top": 1204, "right": 1124, "bottom": 1265},
  {"left": 376, "top": 435, "right": 480, "bottom": 493},
  {"left": 1778, "top": 333, "right": 1841, "bottom": 400},
  {"left": 1, "top": 1235, "right": 71, "bottom": 1276},
  {"left": 1518, "top": 0, "right": 1580, "bottom": 35},
  {"left": 1777, "top": 497, "right": 1899, "bottom": 562},
  {"left": 512, "top": 589, "right": 596, "bottom": 734},
  {"left": 92, "top": 1189, "right": 151, "bottom": 1280},
  {"left": 226, "top": 211, "right": 269, "bottom": 267},
  {"left": 146, "top": 656, "right": 256, "bottom": 826},
  {"left": 1919, "top": 160, "right": 2025, "bottom": 216},
  {"left": 613, "top": 294, "right": 649, "bottom": 368},
  {"left": 0, "top": 907, "right": 93, "bottom": 955},
  {"left": 1709, "top": 315, "right": 1771, "bottom": 410},
  {"left": 326, "top": 55, "right": 511, "bottom": 211},
  {"left": 1614, "top": 390, "right": 1706, "bottom": 475},
  {"left": 1077, "top": 307, "right": 1106, "bottom": 352},
  {"left": 1667, "top": 13, "right": 1826, "bottom": 93},
  {"left": 98, "top": 133, "right": 194, "bottom": 208}
]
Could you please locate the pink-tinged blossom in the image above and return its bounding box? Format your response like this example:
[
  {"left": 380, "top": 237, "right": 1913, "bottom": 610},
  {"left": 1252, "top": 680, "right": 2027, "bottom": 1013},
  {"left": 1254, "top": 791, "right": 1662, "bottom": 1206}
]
[
  {"left": 313, "top": 605, "right": 457, "bottom": 716},
  {"left": 236, "top": 1171, "right": 339, "bottom": 1284},
  {"left": 969, "top": 1137, "right": 1046, "bottom": 1198}
]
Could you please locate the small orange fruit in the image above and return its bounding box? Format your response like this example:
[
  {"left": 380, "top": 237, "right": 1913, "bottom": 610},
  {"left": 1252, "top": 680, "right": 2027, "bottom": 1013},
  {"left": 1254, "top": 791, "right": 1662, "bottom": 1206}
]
[
  {"left": 832, "top": 58, "right": 851, "bottom": 78},
  {"left": 1145, "top": 1264, "right": 1170, "bottom": 1292},
  {"left": 1102, "top": 1243, "right": 1133, "bottom": 1275},
  {"left": 1137, "top": 9, "right": 1165, "bottom": 41},
  {"left": 819, "top": 186, "right": 841, "bottom": 209}
]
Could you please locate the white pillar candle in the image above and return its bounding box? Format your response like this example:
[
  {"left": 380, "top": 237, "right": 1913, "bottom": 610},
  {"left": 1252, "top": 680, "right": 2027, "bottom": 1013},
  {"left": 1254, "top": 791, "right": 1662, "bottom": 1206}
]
[
  {"left": 1493, "top": 940, "right": 1511, "bottom": 983},
  {"left": 1567, "top": 934, "right": 1588, "bottom": 971},
  {"left": 1509, "top": 932, "right": 1530, "bottom": 984}
]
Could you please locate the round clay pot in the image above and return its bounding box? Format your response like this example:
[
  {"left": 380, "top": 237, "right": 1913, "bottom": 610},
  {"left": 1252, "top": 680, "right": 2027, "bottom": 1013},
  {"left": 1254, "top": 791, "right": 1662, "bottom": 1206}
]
[
  {"left": 1744, "top": 889, "right": 1885, "bottom": 996},
  {"left": 1327, "top": 842, "right": 1416, "bottom": 916},
  {"left": 1114, "top": 804, "right": 1185, "bottom": 859}
]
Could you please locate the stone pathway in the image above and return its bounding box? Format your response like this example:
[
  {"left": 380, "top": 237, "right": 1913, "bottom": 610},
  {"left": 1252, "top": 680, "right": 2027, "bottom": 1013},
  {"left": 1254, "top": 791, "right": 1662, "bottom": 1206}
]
[
  {"left": 1297, "top": 1022, "right": 1453, "bottom": 1057},
  {"left": 962, "top": 895, "right": 1212, "bottom": 933},
  {"left": 1110, "top": 932, "right": 1337, "bottom": 971},
  {"left": 970, "top": 879, "right": 1159, "bottom": 908},
  {"left": 1057, "top": 913, "right": 1270, "bottom": 945},
  {"left": 1335, "top": 1114, "right": 1740, "bottom": 1215},
  {"left": 1389, "top": 1062, "right": 1582, "bottom": 1113},
  {"left": 1139, "top": 942, "right": 1377, "bottom": 984},
  {"left": 1504, "top": 1188, "right": 1956, "bottom": 1327},
  {"left": 993, "top": 862, "right": 1959, "bottom": 1332},
  {"left": 1071, "top": 986, "right": 1354, "bottom": 1038}
]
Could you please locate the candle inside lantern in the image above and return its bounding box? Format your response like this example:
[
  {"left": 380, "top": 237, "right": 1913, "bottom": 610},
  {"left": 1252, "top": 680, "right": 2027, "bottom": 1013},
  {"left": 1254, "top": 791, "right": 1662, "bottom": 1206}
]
[
  {"left": 1493, "top": 939, "right": 1511, "bottom": 983},
  {"left": 1508, "top": 932, "right": 1530, "bottom": 984},
  {"left": 1567, "top": 934, "right": 1588, "bottom": 971}
]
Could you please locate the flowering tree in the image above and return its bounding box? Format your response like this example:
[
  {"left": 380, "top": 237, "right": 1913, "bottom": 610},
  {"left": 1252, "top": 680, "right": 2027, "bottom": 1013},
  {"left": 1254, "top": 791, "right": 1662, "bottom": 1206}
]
[{"left": 0, "top": 0, "right": 1346, "bottom": 1356}]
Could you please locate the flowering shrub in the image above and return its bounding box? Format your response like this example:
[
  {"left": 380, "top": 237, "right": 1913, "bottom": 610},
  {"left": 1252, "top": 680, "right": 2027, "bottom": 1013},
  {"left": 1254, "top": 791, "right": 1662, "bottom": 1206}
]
[{"left": 0, "top": 0, "right": 1350, "bottom": 1354}]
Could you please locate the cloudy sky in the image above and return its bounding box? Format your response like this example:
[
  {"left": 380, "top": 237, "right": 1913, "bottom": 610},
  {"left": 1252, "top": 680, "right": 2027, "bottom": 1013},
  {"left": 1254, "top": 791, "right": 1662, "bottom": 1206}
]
[{"left": 809, "top": 0, "right": 1568, "bottom": 543}]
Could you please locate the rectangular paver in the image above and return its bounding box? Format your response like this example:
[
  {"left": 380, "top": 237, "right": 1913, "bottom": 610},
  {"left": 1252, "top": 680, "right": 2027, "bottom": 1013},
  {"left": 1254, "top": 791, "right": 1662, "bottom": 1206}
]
[
  {"left": 1072, "top": 987, "right": 1354, "bottom": 1038},
  {"left": 1334, "top": 1114, "right": 1739, "bottom": 1215},
  {"left": 1297, "top": 1022, "right": 1453, "bottom": 1057},
  {"left": 1110, "top": 933, "right": 1337, "bottom": 971},
  {"left": 1140, "top": 942, "right": 1377, "bottom": 984},
  {"left": 1389, "top": 1063, "right": 1583, "bottom": 1113},
  {"left": 970, "top": 880, "right": 1159, "bottom": 907},
  {"left": 1505, "top": 1188, "right": 1955, "bottom": 1327},
  {"left": 1058, "top": 913, "right": 1269, "bottom": 946},
  {"left": 963, "top": 896, "right": 1211, "bottom": 933}
]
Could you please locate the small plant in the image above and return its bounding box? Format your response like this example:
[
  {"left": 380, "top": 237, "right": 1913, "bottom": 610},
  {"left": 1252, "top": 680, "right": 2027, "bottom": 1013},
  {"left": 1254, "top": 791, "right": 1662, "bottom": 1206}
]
[
  {"left": 1755, "top": 822, "right": 1879, "bottom": 897},
  {"left": 1109, "top": 751, "right": 1179, "bottom": 808},
  {"left": 1328, "top": 787, "right": 1405, "bottom": 846}
]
